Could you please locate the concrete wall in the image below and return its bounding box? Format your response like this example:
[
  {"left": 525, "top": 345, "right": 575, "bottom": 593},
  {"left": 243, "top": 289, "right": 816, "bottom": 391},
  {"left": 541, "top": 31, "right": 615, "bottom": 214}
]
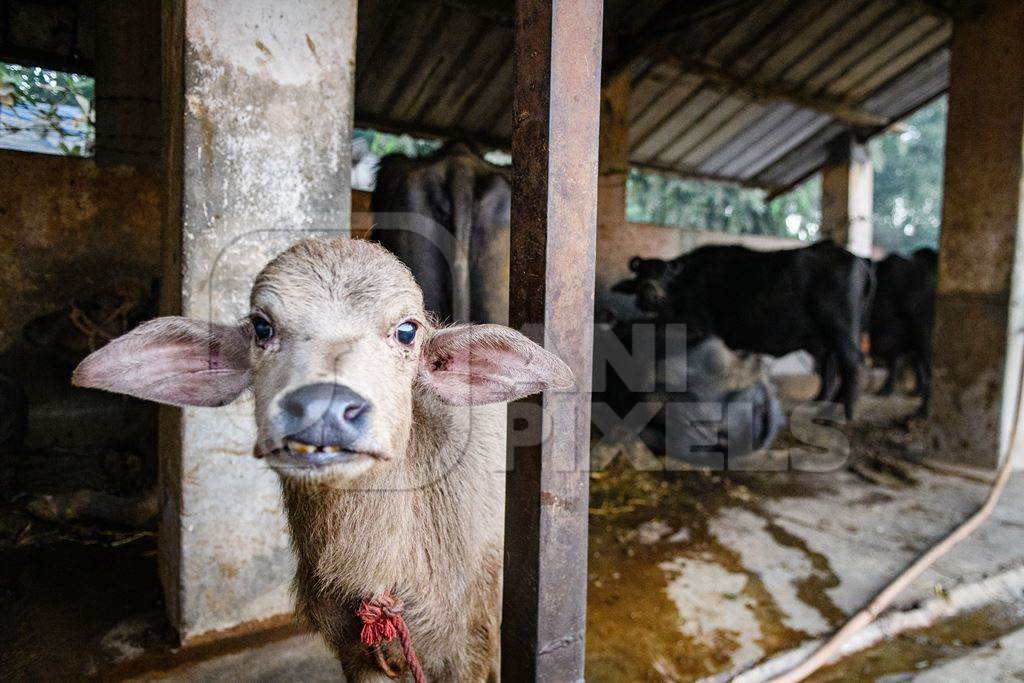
[{"left": 0, "top": 149, "right": 160, "bottom": 351}]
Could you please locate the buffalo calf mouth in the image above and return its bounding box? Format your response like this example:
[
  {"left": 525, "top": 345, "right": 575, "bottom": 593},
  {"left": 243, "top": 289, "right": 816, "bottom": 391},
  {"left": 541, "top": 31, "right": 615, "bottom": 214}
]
[{"left": 270, "top": 439, "right": 378, "bottom": 468}]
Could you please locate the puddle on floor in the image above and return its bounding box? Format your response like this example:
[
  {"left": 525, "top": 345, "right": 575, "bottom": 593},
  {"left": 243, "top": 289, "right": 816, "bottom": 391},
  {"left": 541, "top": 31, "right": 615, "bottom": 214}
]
[
  {"left": 807, "top": 601, "right": 1024, "bottom": 682},
  {"left": 585, "top": 459, "right": 842, "bottom": 682}
]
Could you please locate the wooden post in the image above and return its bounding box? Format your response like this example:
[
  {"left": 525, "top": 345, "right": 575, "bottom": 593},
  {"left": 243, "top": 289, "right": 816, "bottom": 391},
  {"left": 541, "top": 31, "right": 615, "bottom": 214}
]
[
  {"left": 502, "top": 0, "right": 603, "bottom": 679},
  {"left": 820, "top": 134, "right": 873, "bottom": 257},
  {"left": 161, "top": 0, "right": 356, "bottom": 641},
  {"left": 929, "top": 0, "right": 1024, "bottom": 469}
]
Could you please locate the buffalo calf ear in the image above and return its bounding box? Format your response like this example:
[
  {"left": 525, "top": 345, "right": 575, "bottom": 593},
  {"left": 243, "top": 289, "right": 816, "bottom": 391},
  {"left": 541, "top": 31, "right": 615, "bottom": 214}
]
[
  {"left": 72, "top": 317, "right": 251, "bottom": 407},
  {"left": 419, "top": 324, "right": 574, "bottom": 406}
]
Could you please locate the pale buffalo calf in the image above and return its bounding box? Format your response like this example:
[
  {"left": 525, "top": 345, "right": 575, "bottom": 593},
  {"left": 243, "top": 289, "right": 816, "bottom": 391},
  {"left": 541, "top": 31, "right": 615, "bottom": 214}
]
[{"left": 73, "top": 238, "right": 572, "bottom": 681}]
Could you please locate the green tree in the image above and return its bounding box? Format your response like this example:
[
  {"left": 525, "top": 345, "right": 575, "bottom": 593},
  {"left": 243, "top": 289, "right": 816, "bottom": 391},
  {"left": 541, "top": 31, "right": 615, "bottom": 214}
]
[
  {"left": 869, "top": 97, "right": 946, "bottom": 254},
  {"left": 1, "top": 61, "right": 95, "bottom": 156},
  {"left": 625, "top": 169, "right": 820, "bottom": 240}
]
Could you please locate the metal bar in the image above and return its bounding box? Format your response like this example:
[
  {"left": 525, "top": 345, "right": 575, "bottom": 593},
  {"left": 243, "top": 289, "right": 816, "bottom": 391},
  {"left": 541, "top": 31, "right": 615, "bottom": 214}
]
[{"left": 502, "top": 0, "right": 602, "bottom": 679}]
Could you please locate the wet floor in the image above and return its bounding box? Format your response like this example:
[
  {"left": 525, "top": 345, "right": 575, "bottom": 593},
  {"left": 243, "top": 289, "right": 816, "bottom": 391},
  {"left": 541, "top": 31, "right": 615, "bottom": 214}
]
[
  {"left": 584, "top": 388, "right": 1024, "bottom": 682},
  {"left": 808, "top": 601, "right": 1024, "bottom": 682}
]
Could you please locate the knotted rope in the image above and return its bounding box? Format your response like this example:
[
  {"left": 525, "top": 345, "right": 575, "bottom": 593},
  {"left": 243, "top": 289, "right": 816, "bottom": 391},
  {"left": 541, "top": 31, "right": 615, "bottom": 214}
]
[{"left": 357, "top": 590, "right": 427, "bottom": 683}]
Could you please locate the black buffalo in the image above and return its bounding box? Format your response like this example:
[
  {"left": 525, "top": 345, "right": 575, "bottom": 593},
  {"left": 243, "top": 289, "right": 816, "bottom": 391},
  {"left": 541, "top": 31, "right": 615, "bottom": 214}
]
[
  {"left": 370, "top": 141, "right": 510, "bottom": 324},
  {"left": 592, "top": 322, "right": 784, "bottom": 463},
  {"left": 612, "top": 241, "right": 873, "bottom": 418},
  {"left": 868, "top": 248, "right": 937, "bottom": 402}
]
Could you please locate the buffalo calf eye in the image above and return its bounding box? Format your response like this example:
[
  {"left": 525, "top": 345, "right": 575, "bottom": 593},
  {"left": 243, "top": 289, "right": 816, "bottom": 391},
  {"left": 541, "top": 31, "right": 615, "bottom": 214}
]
[
  {"left": 395, "top": 321, "right": 417, "bottom": 345},
  {"left": 251, "top": 315, "right": 274, "bottom": 343}
]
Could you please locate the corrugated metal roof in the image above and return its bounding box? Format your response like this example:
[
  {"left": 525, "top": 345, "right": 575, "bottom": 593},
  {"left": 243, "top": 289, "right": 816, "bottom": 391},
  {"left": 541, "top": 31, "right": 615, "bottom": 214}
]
[{"left": 355, "top": 0, "right": 952, "bottom": 193}]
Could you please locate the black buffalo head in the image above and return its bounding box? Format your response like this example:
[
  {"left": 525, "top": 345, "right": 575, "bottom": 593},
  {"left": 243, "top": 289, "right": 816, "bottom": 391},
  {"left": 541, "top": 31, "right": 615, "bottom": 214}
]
[{"left": 611, "top": 256, "right": 679, "bottom": 313}]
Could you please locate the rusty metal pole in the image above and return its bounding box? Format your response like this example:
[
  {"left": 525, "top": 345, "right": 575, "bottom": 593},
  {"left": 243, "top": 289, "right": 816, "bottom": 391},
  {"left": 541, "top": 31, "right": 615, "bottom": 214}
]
[{"left": 502, "top": 0, "right": 603, "bottom": 680}]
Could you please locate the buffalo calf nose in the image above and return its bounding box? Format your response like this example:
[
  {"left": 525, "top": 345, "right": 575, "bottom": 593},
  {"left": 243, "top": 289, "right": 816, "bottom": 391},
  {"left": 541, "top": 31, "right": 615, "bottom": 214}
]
[{"left": 279, "top": 383, "right": 372, "bottom": 450}]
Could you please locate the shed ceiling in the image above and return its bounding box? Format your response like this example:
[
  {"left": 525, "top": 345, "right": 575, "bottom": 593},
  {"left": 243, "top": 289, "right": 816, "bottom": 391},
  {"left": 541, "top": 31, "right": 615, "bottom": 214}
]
[{"left": 355, "top": 0, "right": 953, "bottom": 194}]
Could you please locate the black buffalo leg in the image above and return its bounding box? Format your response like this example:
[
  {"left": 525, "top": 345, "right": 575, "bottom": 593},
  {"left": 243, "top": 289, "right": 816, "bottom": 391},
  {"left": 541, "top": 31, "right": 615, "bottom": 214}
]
[
  {"left": 879, "top": 355, "right": 899, "bottom": 395},
  {"left": 831, "top": 336, "right": 861, "bottom": 420},
  {"left": 814, "top": 351, "right": 840, "bottom": 402}
]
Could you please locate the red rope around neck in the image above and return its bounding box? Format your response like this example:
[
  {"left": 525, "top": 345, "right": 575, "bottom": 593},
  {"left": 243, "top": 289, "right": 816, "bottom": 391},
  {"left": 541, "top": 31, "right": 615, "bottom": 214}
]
[{"left": 357, "top": 590, "right": 427, "bottom": 683}]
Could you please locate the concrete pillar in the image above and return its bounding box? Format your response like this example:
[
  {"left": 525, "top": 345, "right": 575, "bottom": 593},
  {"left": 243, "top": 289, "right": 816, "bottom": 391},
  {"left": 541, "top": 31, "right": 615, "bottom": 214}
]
[
  {"left": 594, "top": 71, "right": 632, "bottom": 320},
  {"left": 820, "top": 135, "right": 873, "bottom": 257},
  {"left": 928, "top": 0, "right": 1024, "bottom": 470},
  {"left": 94, "top": 0, "right": 161, "bottom": 171},
  {"left": 161, "top": 0, "right": 355, "bottom": 642}
]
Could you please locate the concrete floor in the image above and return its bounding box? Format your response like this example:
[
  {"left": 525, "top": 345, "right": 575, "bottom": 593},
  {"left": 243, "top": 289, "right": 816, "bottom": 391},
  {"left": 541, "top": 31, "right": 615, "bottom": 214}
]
[
  {"left": 586, "top": 391, "right": 1024, "bottom": 682},
  {"left": 3, "top": 388, "right": 1023, "bottom": 681},
  {"left": 134, "top": 634, "right": 342, "bottom": 682}
]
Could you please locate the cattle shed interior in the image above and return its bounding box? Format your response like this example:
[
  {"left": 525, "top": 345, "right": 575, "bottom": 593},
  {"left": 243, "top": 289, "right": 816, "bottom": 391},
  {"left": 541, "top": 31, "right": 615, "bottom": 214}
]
[
  {"left": 2, "top": 0, "right": 1024, "bottom": 681},
  {"left": 356, "top": 0, "right": 951, "bottom": 193}
]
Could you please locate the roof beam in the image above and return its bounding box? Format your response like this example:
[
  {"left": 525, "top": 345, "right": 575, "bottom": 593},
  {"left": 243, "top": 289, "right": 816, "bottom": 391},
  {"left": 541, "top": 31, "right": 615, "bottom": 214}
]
[
  {"left": 666, "top": 55, "right": 889, "bottom": 128},
  {"left": 353, "top": 112, "right": 510, "bottom": 151}
]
